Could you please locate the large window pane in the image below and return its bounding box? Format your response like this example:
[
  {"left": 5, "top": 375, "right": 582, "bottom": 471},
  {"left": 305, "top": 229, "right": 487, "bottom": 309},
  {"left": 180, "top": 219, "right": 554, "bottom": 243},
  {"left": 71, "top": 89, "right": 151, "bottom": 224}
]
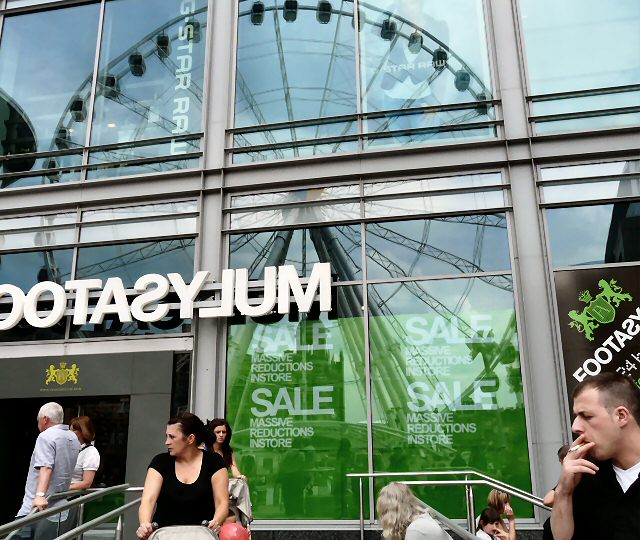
[
  {"left": 521, "top": 0, "right": 640, "bottom": 95},
  {"left": 521, "top": 0, "right": 640, "bottom": 132},
  {"left": 366, "top": 214, "right": 511, "bottom": 280},
  {"left": 359, "top": 0, "right": 494, "bottom": 147},
  {"left": 547, "top": 203, "right": 640, "bottom": 267},
  {"left": 91, "top": 0, "right": 207, "bottom": 152},
  {"left": 0, "top": 4, "right": 100, "bottom": 186},
  {"left": 369, "top": 277, "right": 531, "bottom": 518},
  {"left": 233, "top": 0, "right": 357, "bottom": 160},
  {"left": 226, "top": 286, "right": 368, "bottom": 519},
  {"left": 71, "top": 239, "right": 195, "bottom": 337},
  {"left": 0, "top": 249, "right": 73, "bottom": 342},
  {"left": 229, "top": 226, "right": 362, "bottom": 281},
  {"left": 0, "top": 249, "right": 73, "bottom": 294},
  {"left": 235, "top": 0, "right": 357, "bottom": 126},
  {"left": 74, "top": 239, "right": 195, "bottom": 286}
]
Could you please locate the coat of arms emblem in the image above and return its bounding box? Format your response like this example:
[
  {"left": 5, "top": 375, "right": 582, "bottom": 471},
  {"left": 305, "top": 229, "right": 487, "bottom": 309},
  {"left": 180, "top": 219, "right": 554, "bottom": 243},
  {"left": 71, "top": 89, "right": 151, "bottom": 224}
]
[
  {"left": 45, "top": 362, "right": 80, "bottom": 386},
  {"left": 568, "top": 279, "right": 632, "bottom": 341}
]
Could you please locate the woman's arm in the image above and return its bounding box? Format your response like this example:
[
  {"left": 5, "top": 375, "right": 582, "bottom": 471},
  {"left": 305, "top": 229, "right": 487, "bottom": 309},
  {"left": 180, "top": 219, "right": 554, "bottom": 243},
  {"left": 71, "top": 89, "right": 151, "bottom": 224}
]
[
  {"left": 70, "top": 470, "right": 97, "bottom": 491},
  {"left": 137, "top": 468, "right": 163, "bottom": 539},
  {"left": 503, "top": 503, "right": 516, "bottom": 540},
  {"left": 208, "top": 467, "right": 230, "bottom": 534},
  {"left": 230, "top": 451, "right": 245, "bottom": 480}
]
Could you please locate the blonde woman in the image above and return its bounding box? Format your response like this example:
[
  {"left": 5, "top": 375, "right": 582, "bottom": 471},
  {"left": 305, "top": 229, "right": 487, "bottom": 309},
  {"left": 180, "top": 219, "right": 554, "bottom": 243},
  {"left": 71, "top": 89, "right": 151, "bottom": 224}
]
[
  {"left": 486, "top": 490, "right": 516, "bottom": 540},
  {"left": 377, "top": 482, "right": 452, "bottom": 540}
]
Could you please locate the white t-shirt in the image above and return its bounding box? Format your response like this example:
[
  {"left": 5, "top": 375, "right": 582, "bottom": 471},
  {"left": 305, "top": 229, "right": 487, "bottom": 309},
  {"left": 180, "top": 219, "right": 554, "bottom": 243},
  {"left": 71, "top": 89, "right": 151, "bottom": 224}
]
[
  {"left": 612, "top": 460, "right": 640, "bottom": 493},
  {"left": 71, "top": 444, "right": 100, "bottom": 483},
  {"left": 476, "top": 531, "right": 493, "bottom": 540},
  {"left": 405, "top": 514, "right": 453, "bottom": 540}
]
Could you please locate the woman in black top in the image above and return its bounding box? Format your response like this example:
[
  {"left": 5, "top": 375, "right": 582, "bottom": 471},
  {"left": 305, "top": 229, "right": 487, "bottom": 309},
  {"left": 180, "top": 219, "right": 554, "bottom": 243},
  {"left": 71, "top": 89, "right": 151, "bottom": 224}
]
[
  {"left": 209, "top": 418, "right": 246, "bottom": 481},
  {"left": 137, "top": 413, "right": 229, "bottom": 539}
]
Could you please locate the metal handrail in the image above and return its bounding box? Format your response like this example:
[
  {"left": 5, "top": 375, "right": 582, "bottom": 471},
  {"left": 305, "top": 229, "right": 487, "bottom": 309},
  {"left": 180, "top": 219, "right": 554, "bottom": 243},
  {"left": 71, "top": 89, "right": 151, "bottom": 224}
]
[
  {"left": 346, "top": 470, "right": 550, "bottom": 540},
  {"left": 0, "top": 484, "right": 130, "bottom": 538},
  {"left": 53, "top": 498, "right": 142, "bottom": 540}
]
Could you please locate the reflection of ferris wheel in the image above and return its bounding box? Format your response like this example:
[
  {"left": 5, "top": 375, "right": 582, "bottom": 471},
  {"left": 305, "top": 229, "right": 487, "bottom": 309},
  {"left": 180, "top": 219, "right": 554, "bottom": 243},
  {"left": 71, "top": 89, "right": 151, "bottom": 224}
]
[
  {"left": 50, "top": 7, "right": 207, "bottom": 171},
  {"left": 237, "top": 0, "right": 493, "bottom": 133}
]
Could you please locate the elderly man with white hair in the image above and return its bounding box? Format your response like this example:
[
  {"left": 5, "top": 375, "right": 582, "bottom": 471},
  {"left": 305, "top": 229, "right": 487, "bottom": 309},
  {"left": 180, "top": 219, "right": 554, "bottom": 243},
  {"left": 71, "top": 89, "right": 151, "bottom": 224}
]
[{"left": 16, "top": 402, "right": 80, "bottom": 528}]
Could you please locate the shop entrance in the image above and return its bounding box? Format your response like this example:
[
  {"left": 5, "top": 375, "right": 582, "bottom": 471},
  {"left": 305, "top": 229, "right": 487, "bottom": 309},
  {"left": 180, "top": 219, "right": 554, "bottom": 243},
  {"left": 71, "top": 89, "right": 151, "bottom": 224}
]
[{"left": 0, "top": 396, "right": 130, "bottom": 525}]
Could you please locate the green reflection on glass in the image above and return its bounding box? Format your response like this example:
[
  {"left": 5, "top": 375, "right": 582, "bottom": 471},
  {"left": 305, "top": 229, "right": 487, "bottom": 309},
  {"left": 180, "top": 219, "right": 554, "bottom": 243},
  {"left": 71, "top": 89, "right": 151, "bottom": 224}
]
[
  {"left": 369, "top": 277, "right": 532, "bottom": 518},
  {"left": 226, "top": 286, "right": 369, "bottom": 519}
]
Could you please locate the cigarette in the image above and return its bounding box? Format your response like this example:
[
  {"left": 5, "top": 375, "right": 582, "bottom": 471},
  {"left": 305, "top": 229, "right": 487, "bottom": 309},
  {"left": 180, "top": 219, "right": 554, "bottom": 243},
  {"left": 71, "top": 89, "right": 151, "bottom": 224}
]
[{"left": 568, "top": 443, "right": 585, "bottom": 453}]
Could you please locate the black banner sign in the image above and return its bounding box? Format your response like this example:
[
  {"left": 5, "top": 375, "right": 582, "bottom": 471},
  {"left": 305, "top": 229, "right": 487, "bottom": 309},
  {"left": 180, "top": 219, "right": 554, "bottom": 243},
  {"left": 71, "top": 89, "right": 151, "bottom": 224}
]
[{"left": 555, "top": 266, "right": 640, "bottom": 403}]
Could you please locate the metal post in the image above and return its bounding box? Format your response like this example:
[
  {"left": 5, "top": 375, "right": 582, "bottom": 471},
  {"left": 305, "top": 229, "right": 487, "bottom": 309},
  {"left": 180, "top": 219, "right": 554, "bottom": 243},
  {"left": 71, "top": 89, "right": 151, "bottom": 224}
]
[
  {"left": 78, "top": 503, "right": 85, "bottom": 540},
  {"left": 359, "top": 477, "right": 364, "bottom": 540},
  {"left": 115, "top": 515, "right": 123, "bottom": 540},
  {"left": 468, "top": 484, "right": 476, "bottom": 531},
  {"left": 465, "top": 476, "right": 474, "bottom": 532}
]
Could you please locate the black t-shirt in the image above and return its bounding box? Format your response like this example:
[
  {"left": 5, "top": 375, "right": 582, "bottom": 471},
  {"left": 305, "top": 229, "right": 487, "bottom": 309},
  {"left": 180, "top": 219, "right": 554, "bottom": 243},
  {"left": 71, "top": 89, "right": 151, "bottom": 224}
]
[{"left": 149, "top": 450, "right": 225, "bottom": 527}]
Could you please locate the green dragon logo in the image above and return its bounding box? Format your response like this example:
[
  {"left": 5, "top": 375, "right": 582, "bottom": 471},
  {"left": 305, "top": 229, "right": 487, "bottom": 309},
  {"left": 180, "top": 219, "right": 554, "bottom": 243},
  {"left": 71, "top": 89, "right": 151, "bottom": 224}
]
[{"left": 568, "top": 279, "right": 632, "bottom": 341}]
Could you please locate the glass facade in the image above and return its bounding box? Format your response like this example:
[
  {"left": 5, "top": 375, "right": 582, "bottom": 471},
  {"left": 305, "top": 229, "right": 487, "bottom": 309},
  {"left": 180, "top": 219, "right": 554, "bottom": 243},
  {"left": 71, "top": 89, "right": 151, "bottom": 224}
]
[
  {"left": 0, "top": 0, "right": 638, "bottom": 533},
  {"left": 226, "top": 285, "right": 368, "bottom": 519}
]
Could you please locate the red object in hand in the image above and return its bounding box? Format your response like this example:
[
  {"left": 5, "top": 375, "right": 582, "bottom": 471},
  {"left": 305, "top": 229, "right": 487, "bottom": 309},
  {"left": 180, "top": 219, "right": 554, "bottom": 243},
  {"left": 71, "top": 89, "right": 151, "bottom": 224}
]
[{"left": 219, "top": 523, "right": 249, "bottom": 540}]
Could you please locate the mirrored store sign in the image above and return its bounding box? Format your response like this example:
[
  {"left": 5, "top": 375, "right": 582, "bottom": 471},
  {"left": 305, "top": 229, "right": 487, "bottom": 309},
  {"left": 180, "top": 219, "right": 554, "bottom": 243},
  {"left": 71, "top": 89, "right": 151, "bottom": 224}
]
[
  {"left": 0, "top": 263, "right": 331, "bottom": 330},
  {"left": 555, "top": 266, "right": 640, "bottom": 404}
]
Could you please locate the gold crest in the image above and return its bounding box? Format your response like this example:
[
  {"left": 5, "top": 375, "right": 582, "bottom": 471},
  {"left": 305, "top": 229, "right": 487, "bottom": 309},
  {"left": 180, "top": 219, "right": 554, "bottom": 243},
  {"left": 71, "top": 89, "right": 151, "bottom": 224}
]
[{"left": 45, "top": 362, "right": 80, "bottom": 386}]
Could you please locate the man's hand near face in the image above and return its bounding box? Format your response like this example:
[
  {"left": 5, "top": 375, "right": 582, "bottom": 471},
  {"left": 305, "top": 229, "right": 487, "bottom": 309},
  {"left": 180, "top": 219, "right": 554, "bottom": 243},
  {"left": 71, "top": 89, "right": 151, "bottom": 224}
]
[{"left": 551, "top": 435, "right": 599, "bottom": 540}]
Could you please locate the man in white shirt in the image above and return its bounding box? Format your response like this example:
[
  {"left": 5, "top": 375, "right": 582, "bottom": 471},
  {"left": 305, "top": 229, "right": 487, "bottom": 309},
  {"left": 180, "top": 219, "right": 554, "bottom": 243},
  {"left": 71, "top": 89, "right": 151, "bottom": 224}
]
[{"left": 16, "top": 402, "right": 81, "bottom": 539}]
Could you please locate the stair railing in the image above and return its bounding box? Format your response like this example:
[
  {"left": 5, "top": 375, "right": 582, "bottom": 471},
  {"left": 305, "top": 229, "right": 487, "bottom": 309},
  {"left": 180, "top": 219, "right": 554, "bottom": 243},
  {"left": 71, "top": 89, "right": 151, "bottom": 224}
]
[{"left": 346, "top": 470, "right": 551, "bottom": 540}]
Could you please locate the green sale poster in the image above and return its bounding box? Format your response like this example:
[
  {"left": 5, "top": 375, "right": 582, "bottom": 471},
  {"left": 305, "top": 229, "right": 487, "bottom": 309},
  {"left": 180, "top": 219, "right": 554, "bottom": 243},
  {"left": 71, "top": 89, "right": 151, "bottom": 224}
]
[{"left": 226, "top": 280, "right": 533, "bottom": 520}]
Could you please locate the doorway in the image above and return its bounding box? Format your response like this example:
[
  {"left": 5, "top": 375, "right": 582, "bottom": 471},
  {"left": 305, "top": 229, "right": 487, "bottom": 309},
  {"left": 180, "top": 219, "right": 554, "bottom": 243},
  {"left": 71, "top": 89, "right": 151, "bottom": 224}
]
[{"left": 0, "top": 396, "right": 130, "bottom": 525}]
